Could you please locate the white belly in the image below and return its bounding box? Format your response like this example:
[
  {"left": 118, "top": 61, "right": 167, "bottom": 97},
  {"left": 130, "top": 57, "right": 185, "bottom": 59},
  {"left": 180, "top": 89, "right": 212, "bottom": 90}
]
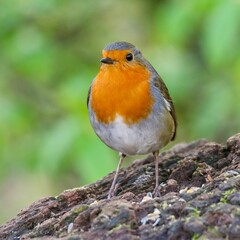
[{"left": 89, "top": 109, "right": 174, "bottom": 155}]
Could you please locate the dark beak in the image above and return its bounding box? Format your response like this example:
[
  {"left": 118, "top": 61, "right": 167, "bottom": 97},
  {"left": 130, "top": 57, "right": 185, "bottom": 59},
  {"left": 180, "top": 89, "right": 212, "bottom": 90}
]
[{"left": 100, "top": 57, "right": 114, "bottom": 64}]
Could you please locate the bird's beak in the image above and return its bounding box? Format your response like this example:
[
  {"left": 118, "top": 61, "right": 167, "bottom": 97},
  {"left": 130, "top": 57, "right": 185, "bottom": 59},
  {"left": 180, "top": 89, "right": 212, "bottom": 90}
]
[{"left": 100, "top": 57, "right": 114, "bottom": 64}]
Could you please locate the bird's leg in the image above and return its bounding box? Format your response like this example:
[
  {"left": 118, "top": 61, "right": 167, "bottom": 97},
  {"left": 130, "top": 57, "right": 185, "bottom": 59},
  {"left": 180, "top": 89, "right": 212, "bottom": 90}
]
[
  {"left": 108, "top": 153, "right": 126, "bottom": 199},
  {"left": 153, "top": 151, "right": 161, "bottom": 197}
]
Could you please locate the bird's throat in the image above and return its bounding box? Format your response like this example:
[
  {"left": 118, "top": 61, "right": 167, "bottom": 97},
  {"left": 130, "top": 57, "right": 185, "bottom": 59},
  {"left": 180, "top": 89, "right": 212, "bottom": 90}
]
[{"left": 91, "top": 64, "right": 154, "bottom": 125}]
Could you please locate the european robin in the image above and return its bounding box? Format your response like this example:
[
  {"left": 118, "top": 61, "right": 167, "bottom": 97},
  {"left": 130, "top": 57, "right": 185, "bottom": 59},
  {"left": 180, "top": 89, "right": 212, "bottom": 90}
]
[{"left": 87, "top": 41, "right": 177, "bottom": 199}]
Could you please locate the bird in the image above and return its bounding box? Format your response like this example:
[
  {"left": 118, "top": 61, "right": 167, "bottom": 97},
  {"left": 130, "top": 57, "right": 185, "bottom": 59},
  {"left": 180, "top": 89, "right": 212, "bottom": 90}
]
[{"left": 87, "top": 41, "right": 177, "bottom": 199}]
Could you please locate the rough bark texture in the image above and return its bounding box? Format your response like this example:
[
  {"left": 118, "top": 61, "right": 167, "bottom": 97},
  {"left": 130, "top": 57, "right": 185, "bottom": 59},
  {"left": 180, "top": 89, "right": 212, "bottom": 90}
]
[{"left": 1, "top": 133, "right": 240, "bottom": 240}]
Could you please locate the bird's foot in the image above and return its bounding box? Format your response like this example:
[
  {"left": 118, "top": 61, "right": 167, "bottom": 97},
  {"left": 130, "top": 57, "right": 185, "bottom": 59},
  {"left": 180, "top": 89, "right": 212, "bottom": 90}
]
[
  {"left": 153, "top": 185, "right": 161, "bottom": 198},
  {"left": 107, "top": 183, "right": 119, "bottom": 199}
]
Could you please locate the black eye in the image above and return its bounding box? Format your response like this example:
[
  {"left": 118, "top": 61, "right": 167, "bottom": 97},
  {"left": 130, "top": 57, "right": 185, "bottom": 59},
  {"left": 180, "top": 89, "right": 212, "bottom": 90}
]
[{"left": 126, "top": 53, "right": 133, "bottom": 61}]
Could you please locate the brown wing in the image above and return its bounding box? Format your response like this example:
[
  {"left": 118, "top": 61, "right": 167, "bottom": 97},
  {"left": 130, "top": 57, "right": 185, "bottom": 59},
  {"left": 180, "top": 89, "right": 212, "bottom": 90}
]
[
  {"left": 153, "top": 75, "right": 177, "bottom": 141},
  {"left": 87, "top": 85, "right": 91, "bottom": 107}
]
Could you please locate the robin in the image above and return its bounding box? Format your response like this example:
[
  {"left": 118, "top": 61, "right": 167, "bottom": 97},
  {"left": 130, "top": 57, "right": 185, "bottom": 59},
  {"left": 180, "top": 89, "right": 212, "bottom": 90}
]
[{"left": 87, "top": 41, "right": 177, "bottom": 199}]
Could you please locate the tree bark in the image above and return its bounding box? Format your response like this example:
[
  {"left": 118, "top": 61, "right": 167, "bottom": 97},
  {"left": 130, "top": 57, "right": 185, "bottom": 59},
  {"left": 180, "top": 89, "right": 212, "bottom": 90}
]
[{"left": 1, "top": 133, "right": 240, "bottom": 240}]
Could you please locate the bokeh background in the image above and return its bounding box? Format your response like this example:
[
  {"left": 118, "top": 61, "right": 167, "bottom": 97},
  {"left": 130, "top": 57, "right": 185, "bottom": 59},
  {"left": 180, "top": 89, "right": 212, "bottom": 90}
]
[{"left": 0, "top": 0, "right": 239, "bottom": 224}]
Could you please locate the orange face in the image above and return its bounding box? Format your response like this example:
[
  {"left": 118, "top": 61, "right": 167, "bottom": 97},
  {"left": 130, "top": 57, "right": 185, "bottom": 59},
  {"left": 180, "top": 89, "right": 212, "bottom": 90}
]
[{"left": 91, "top": 49, "right": 154, "bottom": 125}]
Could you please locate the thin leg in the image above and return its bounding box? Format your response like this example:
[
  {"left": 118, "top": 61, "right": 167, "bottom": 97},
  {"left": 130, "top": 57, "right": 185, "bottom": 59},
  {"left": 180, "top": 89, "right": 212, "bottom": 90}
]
[
  {"left": 108, "top": 153, "right": 126, "bottom": 199},
  {"left": 153, "top": 151, "right": 161, "bottom": 197}
]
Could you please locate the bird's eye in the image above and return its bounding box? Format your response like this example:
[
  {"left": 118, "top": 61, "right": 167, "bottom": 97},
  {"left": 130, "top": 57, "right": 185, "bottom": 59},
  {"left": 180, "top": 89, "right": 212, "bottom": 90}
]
[{"left": 126, "top": 53, "right": 133, "bottom": 61}]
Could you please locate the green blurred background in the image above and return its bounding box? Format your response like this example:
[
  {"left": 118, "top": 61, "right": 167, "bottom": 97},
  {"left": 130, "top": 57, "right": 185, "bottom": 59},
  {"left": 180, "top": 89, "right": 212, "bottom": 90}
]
[{"left": 0, "top": 0, "right": 239, "bottom": 224}]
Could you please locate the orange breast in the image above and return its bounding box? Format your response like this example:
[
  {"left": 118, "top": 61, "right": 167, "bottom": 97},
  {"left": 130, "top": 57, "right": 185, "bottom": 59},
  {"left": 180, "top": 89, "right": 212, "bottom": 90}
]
[{"left": 91, "top": 60, "right": 154, "bottom": 124}]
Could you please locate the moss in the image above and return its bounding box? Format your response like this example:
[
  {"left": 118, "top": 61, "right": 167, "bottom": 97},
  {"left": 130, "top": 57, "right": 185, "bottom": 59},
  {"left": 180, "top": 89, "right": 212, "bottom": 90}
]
[
  {"left": 63, "top": 205, "right": 89, "bottom": 224},
  {"left": 109, "top": 223, "right": 123, "bottom": 233},
  {"left": 161, "top": 201, "right": 169, "bottom": 210},
  {"left": 108, "top": 223, "right": 133, "bottom": 234},
  {"left": 192, "top": 208, "right": 201, "bottom": 218},
  {"left": 192, "top": 233, "right": 200, "bottom": 240},
  {"left": 220, "top": 189, "right": 236, "bottom": 203},
  {"left": 73, "top": 205, "right": 89, "bottom": 214}
]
